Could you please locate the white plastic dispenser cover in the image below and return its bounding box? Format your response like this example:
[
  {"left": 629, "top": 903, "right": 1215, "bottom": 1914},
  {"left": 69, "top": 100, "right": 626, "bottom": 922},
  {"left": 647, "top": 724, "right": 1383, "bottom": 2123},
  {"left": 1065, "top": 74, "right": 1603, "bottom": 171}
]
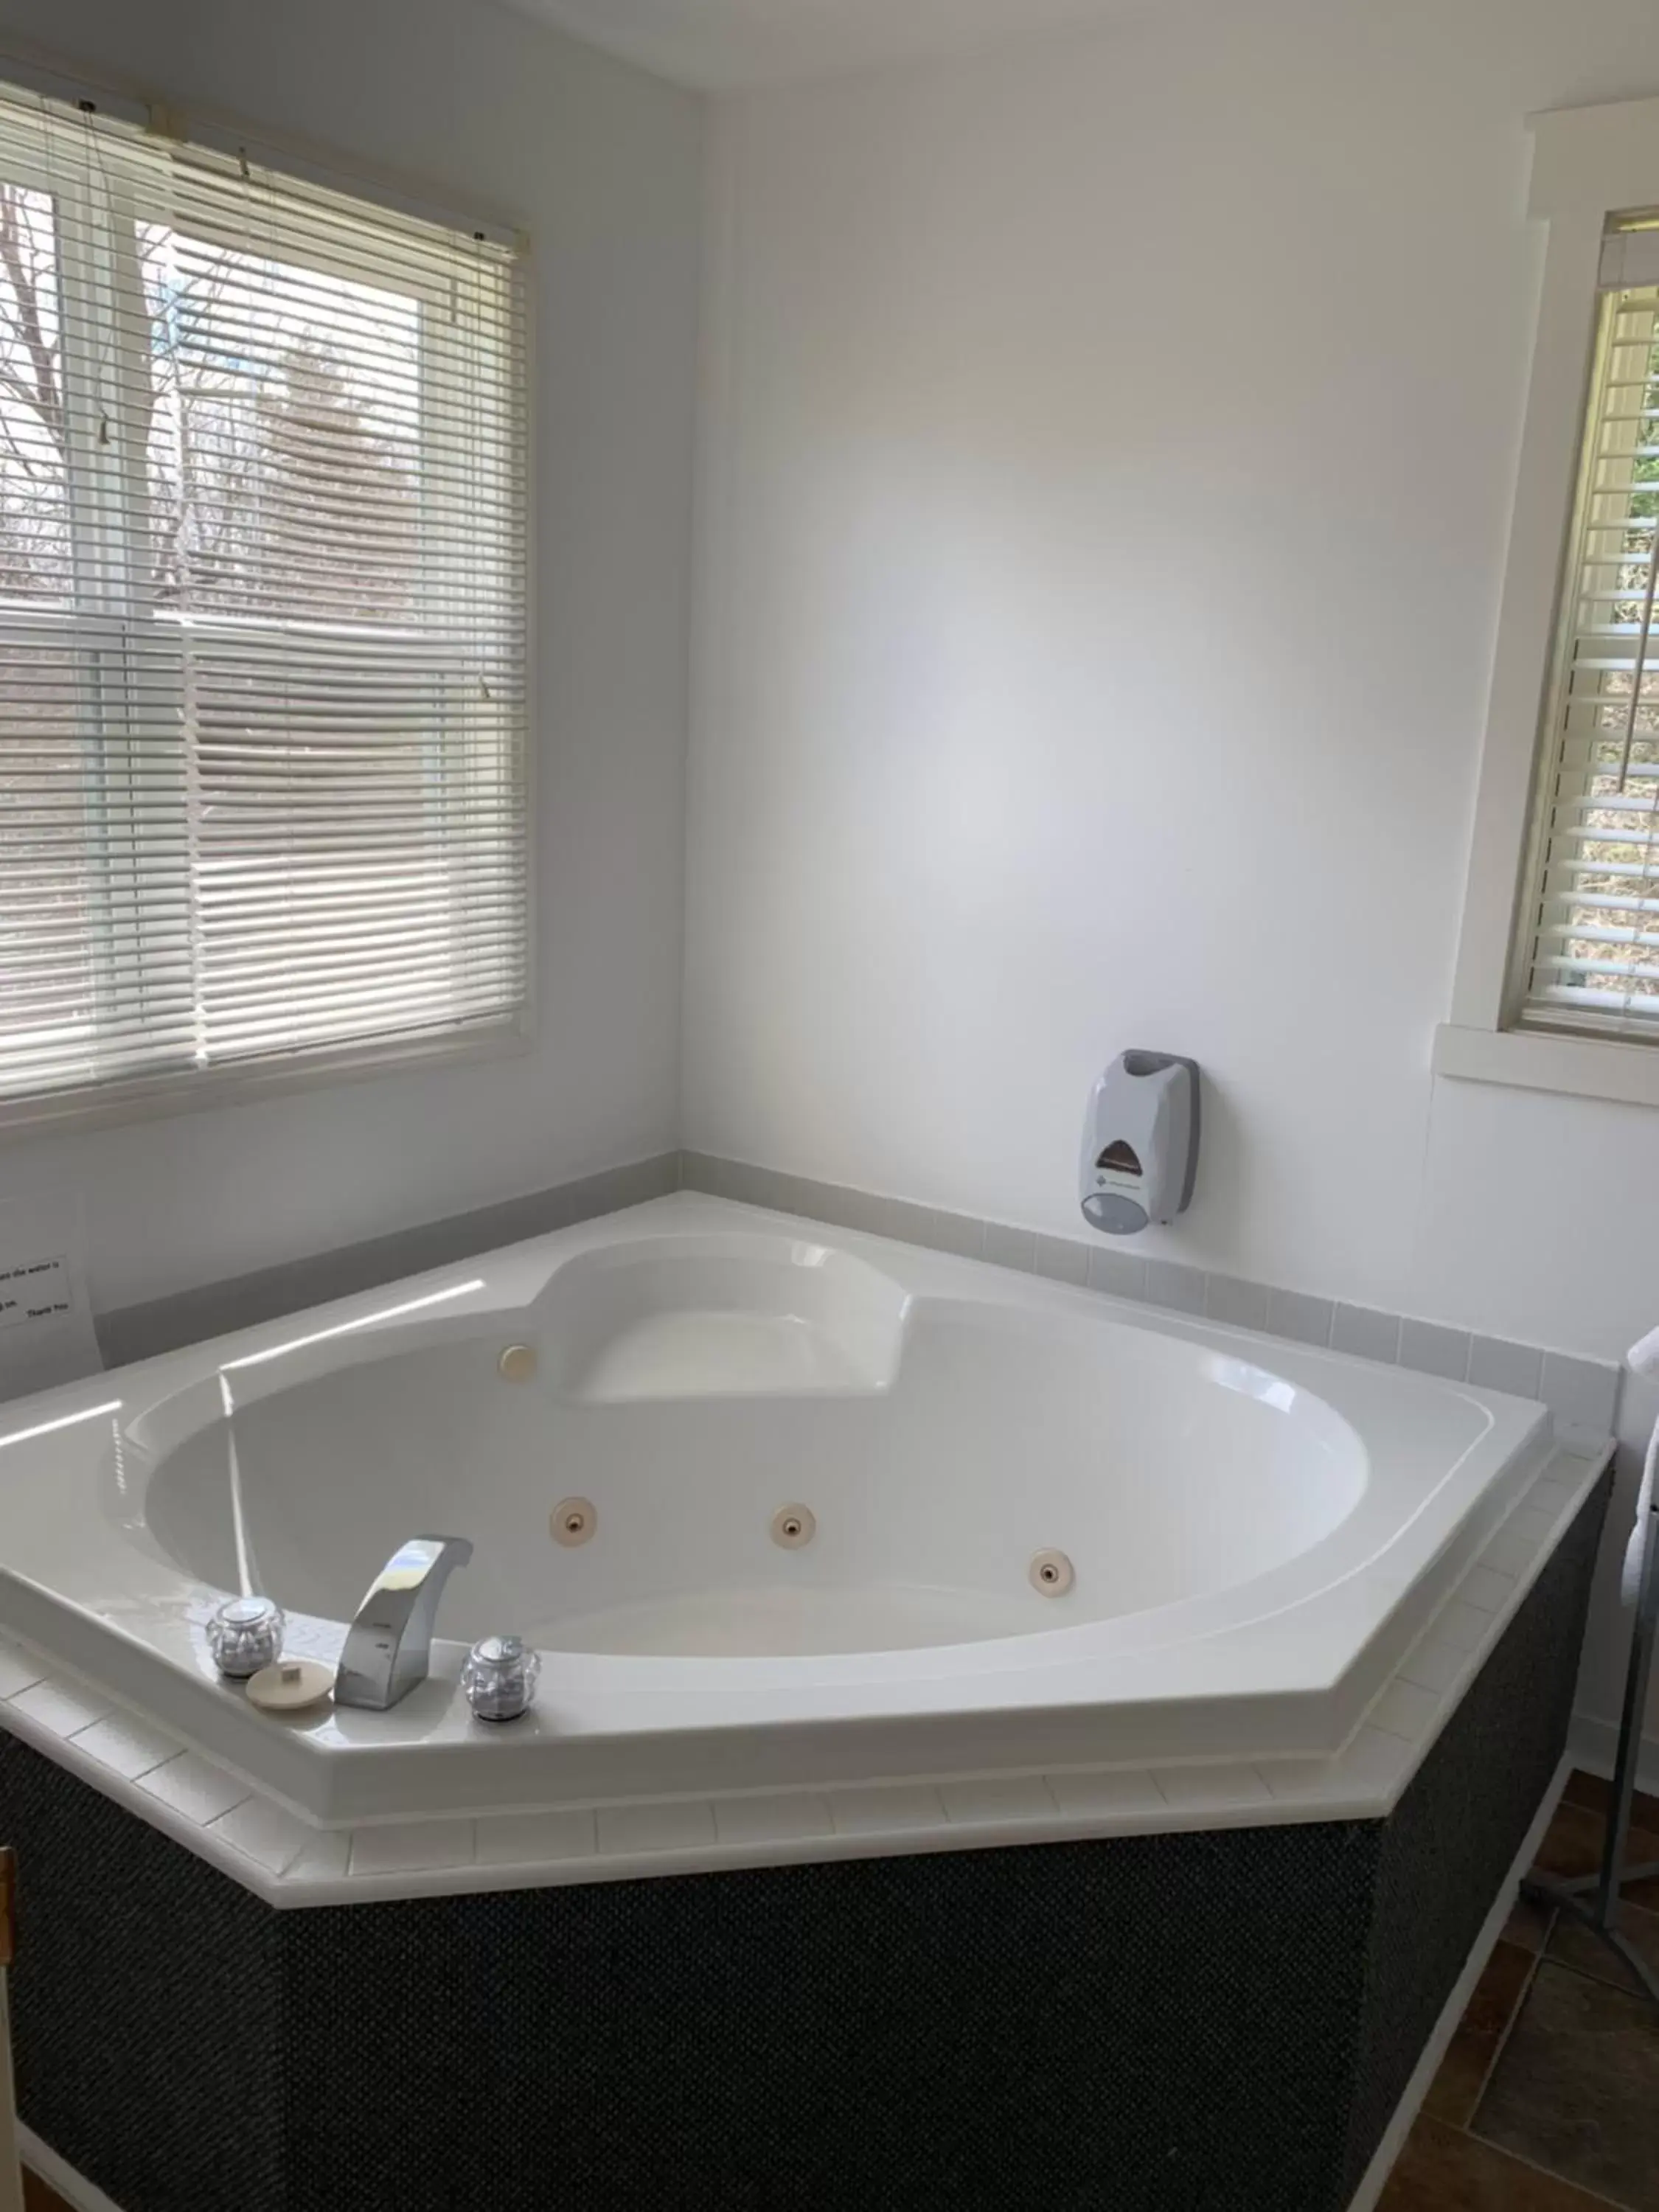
[{"left": 1080, "top": 1054, "right": 1200, "bottom": 1236}]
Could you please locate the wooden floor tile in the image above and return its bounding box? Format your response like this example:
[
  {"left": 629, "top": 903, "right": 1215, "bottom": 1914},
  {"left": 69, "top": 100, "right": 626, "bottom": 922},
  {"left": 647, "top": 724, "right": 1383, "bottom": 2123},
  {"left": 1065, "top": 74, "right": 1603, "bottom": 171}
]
[
  {"left": 1475, "top": 1961, "right": 1659, "bottom": 2211},
  {"left": 21, "top": 2170, "right": 76, "bottom": 2212},
  {"left": 1422, "top": 1938, "right": 1538, "bottom": 2125},
  {"left": 1504, "top": 1893, "right": 1557, "bottom": 1954},
  {"left": 1561, "top": 1769, "right": 1659, "bottom": 1837},
  {"left": 1547, "top": 1899, "right": 1659, "bottom": 2000},
  {"left": 1376, "top": 2115, "right": 1626, "bottom": 2210},
  {"left": 1533, "top": 1798, "right": 1659, "bottom": 1913}
]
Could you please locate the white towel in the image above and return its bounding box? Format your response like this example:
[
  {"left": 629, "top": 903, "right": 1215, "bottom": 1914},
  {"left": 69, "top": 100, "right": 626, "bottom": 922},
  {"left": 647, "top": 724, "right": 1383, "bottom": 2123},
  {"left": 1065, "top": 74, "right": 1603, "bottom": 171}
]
[
  {"left": 1622, "top": 1418, "right": 1658, "bottom": 1609},
  {"left": 1621, "top": 1324, "right": 1659, "bottom": 1609}
]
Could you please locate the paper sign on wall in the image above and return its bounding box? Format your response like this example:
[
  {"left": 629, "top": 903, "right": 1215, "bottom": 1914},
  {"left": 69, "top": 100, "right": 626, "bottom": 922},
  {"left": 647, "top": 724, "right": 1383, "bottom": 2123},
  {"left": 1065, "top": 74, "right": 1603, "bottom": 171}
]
[{"left": 0, "top": 1192, "right": 102, "bottom": 1403}]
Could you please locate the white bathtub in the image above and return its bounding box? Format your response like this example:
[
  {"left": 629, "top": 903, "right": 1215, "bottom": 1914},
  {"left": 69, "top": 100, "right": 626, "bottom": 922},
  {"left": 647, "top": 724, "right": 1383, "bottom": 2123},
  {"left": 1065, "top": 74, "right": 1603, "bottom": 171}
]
[{"left": 0, "top": 1193, "right": 1554, "bottom": 1826}]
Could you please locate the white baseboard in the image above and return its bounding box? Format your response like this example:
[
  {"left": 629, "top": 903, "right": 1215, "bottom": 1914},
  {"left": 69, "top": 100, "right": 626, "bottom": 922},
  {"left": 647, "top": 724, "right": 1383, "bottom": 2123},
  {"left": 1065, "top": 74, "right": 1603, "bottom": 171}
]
[
  {"left": 12, "top": 1754, "right": 1581, "bottom": 2212},
  {"left": 1569, "top": 1710, "right": 1659, "bottom": 1798},
  {"left": 1345, "top": 1753, "right": 1571, "bottom": 2212},
  {"left": 16, "top": 2127, "right": 125, "bottom": 2212}
]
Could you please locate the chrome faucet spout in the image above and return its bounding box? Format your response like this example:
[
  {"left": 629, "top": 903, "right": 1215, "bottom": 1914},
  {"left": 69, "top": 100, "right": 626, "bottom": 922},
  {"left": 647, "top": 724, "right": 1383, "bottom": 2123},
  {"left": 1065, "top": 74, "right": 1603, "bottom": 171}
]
[{"left": 334, "top": 1534, "right": 473, "bottom": 1711}]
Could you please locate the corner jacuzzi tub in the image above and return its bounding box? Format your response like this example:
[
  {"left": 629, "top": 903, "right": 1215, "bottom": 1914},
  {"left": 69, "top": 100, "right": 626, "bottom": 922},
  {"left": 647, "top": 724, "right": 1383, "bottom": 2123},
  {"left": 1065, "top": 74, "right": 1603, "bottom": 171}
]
[{"left": 0, "top": 1194, "right": 1552, "bottom": 1826}]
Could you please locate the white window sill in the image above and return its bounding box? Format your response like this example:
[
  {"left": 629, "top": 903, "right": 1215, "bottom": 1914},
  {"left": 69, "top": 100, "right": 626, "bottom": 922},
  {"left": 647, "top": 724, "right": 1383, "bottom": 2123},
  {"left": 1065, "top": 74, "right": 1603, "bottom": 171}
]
[
  {"left": 0, "top": 1018, "right": 535, "bottom": 1141},
  {"left": 1433, "top": 1021, "right": 1659, "bottom": 1108}
]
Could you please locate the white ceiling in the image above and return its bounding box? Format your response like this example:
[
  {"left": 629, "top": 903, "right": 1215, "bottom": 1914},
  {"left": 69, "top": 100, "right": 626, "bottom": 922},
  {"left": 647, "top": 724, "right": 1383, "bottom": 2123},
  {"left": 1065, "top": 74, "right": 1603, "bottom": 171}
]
[{"left": 503, "top": 0, "right": 1147, "bottom": 91}]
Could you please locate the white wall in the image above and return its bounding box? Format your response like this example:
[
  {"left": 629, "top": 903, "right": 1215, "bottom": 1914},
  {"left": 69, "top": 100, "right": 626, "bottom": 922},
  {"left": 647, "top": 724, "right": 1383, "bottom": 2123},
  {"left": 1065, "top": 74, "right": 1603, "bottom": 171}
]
[
  {"left": 0, "top": 0, "right": 702, "bottom": 1312},
  {"left": 685, "top": 0, "right": 1659, "bottom": 1764}
]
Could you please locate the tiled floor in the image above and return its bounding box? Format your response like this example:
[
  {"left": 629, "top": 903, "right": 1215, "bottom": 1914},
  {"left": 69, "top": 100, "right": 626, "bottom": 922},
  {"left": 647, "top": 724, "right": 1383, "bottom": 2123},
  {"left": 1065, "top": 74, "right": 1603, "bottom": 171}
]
[
  {"left": 16, "top": 1771, "right": 1658, "bottom": 2212},
  {"left": 1378, "top": 1769, "right": 1659, "bottom": 2211}
]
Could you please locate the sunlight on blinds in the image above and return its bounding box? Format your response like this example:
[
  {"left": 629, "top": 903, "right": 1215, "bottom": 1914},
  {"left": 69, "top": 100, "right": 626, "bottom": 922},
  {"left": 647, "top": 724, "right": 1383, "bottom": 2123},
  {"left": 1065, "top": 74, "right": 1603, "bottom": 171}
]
[
  {"left": 1522, "top": 235, "right": 1659, "bottom": 1039},
  {"left": 0, "top": 86, "right": 528, "bottom": 1121}
]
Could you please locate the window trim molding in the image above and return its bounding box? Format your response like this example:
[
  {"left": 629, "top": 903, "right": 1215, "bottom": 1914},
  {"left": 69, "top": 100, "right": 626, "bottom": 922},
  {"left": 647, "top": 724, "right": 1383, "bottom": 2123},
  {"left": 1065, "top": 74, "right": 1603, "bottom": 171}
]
[
  {"left": 1433, "top": 1018, "right": 1659, "bottom": 1108},
  {"left": 1442, "top": 92, "right": 1659, "bottom": 1105},
  {"left": 0, "top": 1010, "right": 535, "bottom": 1139}
]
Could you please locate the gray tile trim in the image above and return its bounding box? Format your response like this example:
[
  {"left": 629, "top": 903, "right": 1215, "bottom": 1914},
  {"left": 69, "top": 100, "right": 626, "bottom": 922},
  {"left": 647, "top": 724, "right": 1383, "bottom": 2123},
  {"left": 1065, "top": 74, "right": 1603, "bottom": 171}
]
[
  {"left": 1206, "top": 1275, "right": 1270, "bottom": 1331},
  {"left": 1469, "top": 1336, "right": 1544, "bottom": 1400},
  {"left": 95, "top": 1152, "right": 681, "bottom": 1369},
  {"left": 925, "top": 1211, "right": 988, "bottom": 1261},
  {"left": 874, "top": 1197, "right": 942, "bottom": 1248},
  {"left": 1267, "top": 1288, "right": 1335, "bottom": 1349},
  {"left": 984, "top": 1223, "right": 1037, "bottom": 1273},
  {"left": 1144, "top": 1259, "right": 1206, "bottom": 1317},
  {"left": 1033, "top": 1234, "right": 1090, "bottom": 1287},
  {"left": 1088, "top": 1248, "right": 1145, "bottom": 1299},
  {"left": 676, "top": 1152, "right": 1622, "bottom": 1429},
  {"left": 1540, "top": 1353, "right": 1621, "bottom": 1433},
  {"left": 1399, "top": 1320, "right": 1470, "bottom": 1383},
  {"left": 96, "top": 1145, "right": 1623, "bottom": 1444},
  {"left": 1332, "top": 1306, "right": 1402, "bottom": 1365}
]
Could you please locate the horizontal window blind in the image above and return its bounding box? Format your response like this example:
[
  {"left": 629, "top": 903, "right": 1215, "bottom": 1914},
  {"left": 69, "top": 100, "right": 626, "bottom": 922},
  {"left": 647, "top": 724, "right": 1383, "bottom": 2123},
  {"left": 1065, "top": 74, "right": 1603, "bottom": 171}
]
[
  {"left": 0, "top": 83, "right": 528, "bottom": 1120},
  {"left": 1520, "top": 220, "right": 1659, "bottom": 1040}
]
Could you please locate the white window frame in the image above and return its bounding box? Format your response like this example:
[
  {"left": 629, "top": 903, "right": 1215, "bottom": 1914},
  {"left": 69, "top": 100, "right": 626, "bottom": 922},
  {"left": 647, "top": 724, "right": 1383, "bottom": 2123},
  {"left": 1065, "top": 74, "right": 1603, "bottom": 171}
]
[
  {"left": 1439, "top": 93, "right": 1659, "bottom": 1107},
  {"left": 0, "top": 88, "right": 535, "bottom": 1139}
]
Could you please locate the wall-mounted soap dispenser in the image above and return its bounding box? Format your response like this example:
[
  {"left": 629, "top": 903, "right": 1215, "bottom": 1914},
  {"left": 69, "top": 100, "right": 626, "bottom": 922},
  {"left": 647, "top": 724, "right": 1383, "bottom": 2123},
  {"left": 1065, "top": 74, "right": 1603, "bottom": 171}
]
[{"left": 1079, "top": 1053, "right": 1200, "bottom": 1236}]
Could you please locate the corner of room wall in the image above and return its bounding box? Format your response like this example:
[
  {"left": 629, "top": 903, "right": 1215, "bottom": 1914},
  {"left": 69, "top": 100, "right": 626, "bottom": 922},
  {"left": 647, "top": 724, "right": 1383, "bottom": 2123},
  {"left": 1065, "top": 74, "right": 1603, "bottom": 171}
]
[{"left": 678, "top": 0, "right": 1659, "bottom": 1781}]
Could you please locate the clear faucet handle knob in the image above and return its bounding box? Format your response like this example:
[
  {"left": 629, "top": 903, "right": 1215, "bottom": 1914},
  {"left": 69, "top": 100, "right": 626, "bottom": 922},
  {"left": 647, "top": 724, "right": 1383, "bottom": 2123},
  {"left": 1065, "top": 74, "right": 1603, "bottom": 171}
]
[
  {"left": 207, "top": 1595, "right": 285, "bottom": 1679},
  {"left": 461, "top": 1633, "right": 540, "bottom": 1722}
]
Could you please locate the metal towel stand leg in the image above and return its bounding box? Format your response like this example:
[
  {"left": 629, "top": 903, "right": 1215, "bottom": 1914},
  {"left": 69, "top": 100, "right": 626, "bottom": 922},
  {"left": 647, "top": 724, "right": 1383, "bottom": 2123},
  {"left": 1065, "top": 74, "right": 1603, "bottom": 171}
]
[
  {"left": 0, "top": 1846, "right": 21, "bottom": 2212},
  {"left": 1521, "top": 1488, "right": 1659, "bottom": 2006}
]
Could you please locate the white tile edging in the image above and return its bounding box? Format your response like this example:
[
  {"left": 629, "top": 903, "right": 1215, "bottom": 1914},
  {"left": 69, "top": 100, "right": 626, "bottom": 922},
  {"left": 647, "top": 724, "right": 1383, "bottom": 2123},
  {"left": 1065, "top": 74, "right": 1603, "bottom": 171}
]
[
  {"left": 0, "top": 1441, "right": 1610, "bottom": 1909},
  {"left": 1326, "top": 1441, "right": 1609, "bottom": 1793},
  {"left": 1343, "top": 1752, "right": 1573, "bottom": 2212}
]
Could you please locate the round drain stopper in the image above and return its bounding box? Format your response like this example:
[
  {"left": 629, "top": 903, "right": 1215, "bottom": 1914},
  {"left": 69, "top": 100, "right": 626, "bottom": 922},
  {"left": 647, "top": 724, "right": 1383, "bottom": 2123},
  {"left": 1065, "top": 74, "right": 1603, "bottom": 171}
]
[
  {"left": 552, "top": 1498, "right": 597, "bottom": 1546},
  {"left": 1029, "top": 1548, "right": 1074, "bottom": 1596},
  {"left": 771, "top": 1504, "right": 816, "bottom": 1549},
  {"left": 498, "top": 1343, "right": 538, "bottom": 1382},
  {"left": 246, "top": 1658, "right": 334, "bottom": 1713}
]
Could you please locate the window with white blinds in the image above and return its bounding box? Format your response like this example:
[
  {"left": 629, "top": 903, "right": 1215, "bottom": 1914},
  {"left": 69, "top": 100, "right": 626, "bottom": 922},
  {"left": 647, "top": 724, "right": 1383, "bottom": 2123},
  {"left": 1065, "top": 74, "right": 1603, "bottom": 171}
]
[
  {"left": 1518, "top": 220, "right": 1659, "bottom": 1040},
  {"left": 0, "top": 82, "right": 529, "bottom": 1127}
]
